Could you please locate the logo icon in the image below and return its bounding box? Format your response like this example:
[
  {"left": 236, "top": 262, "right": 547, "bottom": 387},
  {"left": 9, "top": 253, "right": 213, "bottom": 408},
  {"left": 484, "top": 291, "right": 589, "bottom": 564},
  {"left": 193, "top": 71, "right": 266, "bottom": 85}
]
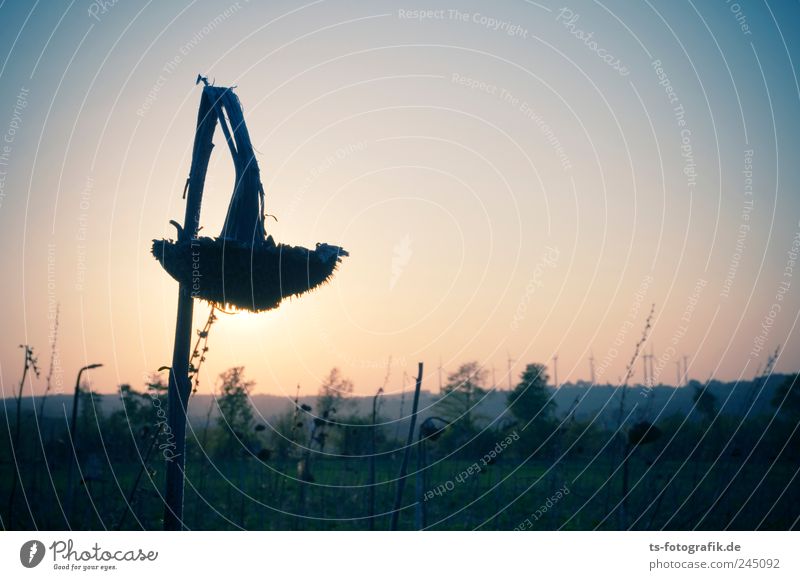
[
  {"left": 390, "top": 234, "right": 412, "bottom": 290},
  {"left": 20, "top": 540, "right": 45, "bottom": 568}
]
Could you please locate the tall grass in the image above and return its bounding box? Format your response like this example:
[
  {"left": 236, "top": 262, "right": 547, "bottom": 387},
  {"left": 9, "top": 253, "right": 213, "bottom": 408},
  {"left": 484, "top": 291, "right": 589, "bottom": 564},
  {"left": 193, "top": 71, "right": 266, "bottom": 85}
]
[{"left": 6, "top": 345, "right": 39, "bottom": 523}]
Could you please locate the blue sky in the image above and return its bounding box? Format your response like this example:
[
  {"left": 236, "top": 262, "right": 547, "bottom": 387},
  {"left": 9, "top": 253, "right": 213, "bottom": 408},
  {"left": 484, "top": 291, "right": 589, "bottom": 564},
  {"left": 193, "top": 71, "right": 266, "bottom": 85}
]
[{"left": 0, "top": 0, "right": 798, "bottom": 397}]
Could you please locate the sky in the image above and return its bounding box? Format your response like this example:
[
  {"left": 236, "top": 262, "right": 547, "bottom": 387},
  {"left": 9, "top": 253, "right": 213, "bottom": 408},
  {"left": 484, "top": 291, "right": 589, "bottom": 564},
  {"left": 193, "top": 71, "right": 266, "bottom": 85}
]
[{"left": 0, "top": 0, "right": 799, "bottom": 400}]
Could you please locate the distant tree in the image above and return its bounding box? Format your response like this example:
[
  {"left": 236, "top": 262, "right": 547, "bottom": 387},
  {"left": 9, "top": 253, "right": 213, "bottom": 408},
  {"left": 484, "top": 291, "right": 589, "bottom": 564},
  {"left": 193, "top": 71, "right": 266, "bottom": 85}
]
[
  {"left": 437, "top": 361, "right": 488, "bottom": 431},
  {"left": 768, "top": 374, "right": 800, "bottom": 461},
  {"left": 145, "top": 372, "right": 168, "bottom": 400},
  {"left": 772, "top": 373, "right": 800, "bottom": 420},
  {"left": 312, "top": 368, "right": 354, "bottom": 452},
  {"left": 101, "top": 373, "right": 169, "bottom": 466},
  {"left": 507, "top": 363, "right": 553, "bottom": 426},
  {"left": 216, "top": 367, "right": 255, "bottom": 451},
  {"left": 79, "top": 384, "right": 103, "bottom": 413},
  {"left": 561, "top": 418, "right": 605, "bottom": 458},
  {"left": 78, "top": 383, "right": 104, "bottom": 449},
  {"left": 106, "top": 384, "right": 148, "bottom": 458},
  {"left": 269, "top": 406, "right": 306, "bottom": 461},
  {"left": 691, "top": 380, "right": 718, "bottom": 422},
  {"left": 317, "top": 368, "right": 354, "bottom": 417},
  {"left": 338, "top": 413, "right": 385, "bottom": 456},
  {"left": 627, "top": 421, "right": 662, "bottom": 447}
]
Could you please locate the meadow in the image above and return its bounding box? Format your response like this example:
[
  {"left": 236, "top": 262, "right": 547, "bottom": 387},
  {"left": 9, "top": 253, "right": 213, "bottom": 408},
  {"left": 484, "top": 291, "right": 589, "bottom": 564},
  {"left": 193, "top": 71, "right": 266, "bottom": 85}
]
[{"left": 2, "top": 363, "right": 798, "bottom": 531}]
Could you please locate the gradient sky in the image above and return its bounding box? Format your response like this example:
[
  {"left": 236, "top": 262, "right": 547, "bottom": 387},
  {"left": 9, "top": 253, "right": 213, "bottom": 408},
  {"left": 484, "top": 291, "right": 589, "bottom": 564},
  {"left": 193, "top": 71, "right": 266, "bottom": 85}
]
[{"left": 1, "top": 0, "right": 799, "bottom": 400}]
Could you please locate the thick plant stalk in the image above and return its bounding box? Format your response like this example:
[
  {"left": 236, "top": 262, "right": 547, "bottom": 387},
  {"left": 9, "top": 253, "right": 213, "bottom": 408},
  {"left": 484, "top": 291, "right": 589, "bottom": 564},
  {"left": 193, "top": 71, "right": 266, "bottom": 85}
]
[
  {"left": 368, "top": 388, "right": 382, "bottom": 530},
  {"left": 65, "top": 369, "right": 81, "bottom": 522},
  {"left": 39, "top": 305, "right": 59, "bottom": 418},
  {"left": 414, "top": 436, "right": 426, "bottom": 530},
  {"left": 158, "top": 80, "right": 347, "bottom": 529},
  {"left": 64, "top": 363, "right": 101, "bottom": 525},
  {"left": 163, "top": 87, "right": 218, "bottom": 531},
  {"left": 390, "top": 362, "right": 423, "bottom": 530},
  {"left": 614, "top": 304, "right": 654, "bottom": 530},
  {"left": 6, "top": 347, "right": 33, "bottom": 523},
  {"left": 116, "top": 423, "right": 163, "bottom": 530}
]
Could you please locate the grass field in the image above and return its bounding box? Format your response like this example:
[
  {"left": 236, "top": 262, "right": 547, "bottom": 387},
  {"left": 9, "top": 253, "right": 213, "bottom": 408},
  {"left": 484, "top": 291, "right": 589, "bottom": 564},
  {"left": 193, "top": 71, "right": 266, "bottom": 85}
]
[{"left": 3, "top": 447, "right": 797, "bottom": 530}]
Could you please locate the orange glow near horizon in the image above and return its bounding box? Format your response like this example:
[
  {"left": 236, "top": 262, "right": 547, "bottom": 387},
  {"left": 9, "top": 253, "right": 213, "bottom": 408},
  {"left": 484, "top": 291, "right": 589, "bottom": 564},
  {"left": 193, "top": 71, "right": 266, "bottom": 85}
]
[{"left": 1, "top": 0, "right": 799, "bottom": 400}]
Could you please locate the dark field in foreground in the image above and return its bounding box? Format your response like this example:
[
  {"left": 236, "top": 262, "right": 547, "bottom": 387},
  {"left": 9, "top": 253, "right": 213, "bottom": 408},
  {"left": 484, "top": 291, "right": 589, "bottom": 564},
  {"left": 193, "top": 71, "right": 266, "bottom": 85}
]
[
  {"left": 3, "top": 367, "right": 799, "bottom": 530},
  {"left": 2, "top": 422, "right": 797, "bottom": 530}
]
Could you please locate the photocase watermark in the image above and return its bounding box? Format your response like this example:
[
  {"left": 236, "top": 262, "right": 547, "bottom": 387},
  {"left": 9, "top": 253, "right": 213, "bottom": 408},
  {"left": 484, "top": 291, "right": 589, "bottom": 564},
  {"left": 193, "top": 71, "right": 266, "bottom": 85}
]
[
  {"left": 49, "top": 539, "right": 157, "bottom": 572},
  {"left": 147, "top": 388, "right": 178, "bottom": 462},
  {"left": 720, "top": 149, "right": 754, "bottom": 299},
  {"left": 511, "top": 246, "right": 559, "bottom": 330},
  {"left": 455, "top": 8, "right": 530, "bottom": 38},
  {"left": 423, "top": 430, "right": 519, "bottom": 501},
  {"left": 0, "top": 86, "right": 29, "bottom": 210},
  {"left": 390, "top": 234, "right": 412, "bottom": 290},
  {"left": 396, "top": 8, "right": 447, "bottom": 21},
  {"left": 285, "top": 141, "right": 368, "bottom": 219},
  {"left": 595, "top": 275, "right": 653, "bottom": 385},
  {"left": 46, "top": 244, "right": 65, "bottom": 394},
  {"left": 725, "top": 0, "right": 752, "bottom": 36},
  {"left": 451, "top": 72, "right": 498, "bottom": 94},
  {"left": 137, "top": 1, "right": 248, "bottom": 117},
  {"left": 397, "top": 8, "right": 530, "bottom": 38},
  {"left": 191, "top": 244, "right": 202, "bottom": 296},
  {"left": 317, "top": 328, "right": 408, "bottom": 370},
  {"left": 87, "top": 0, "right": 121, "bottom": 21},
  {"left": 646, "top": 278, "right": 707, "bottom": 391},
  {"left": 190, "top": 209, "right": 202, "bottom": 297},
  {"left": 513, "top": 483, "right": 570, "bottom": 529},
  {"left": 680, "top": 278, "right": 706, "bottom": 328},
  {"left": 556, "top": 8, "right": 629, "bottom": 76},
  {"left": 21, "top": 538, "right": 158, "bottom": 571},
  {"left": 450, "top": 73, "right": 572, "bottom": 171},
  {"left": 19, "top": 540, "right": 46, "bottom": 568},
  {"left": 750, "top": 221, "right": 799, "bottom": 358},
  {"left": 75, "top": 176, "right": 94, "bottom": 292},
  {"left": 652, "top": 59, "right": 696, "bottom": 193}
]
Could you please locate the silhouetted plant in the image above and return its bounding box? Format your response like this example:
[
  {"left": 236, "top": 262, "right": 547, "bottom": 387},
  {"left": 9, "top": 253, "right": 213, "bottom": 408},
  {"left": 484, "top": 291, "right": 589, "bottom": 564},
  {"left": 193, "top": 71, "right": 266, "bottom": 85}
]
[
  {"left": 438, "top": 361, "right": 487, "bottom": 435},
  {"left": 627, "top": 421, "right": 662, "bottom": 447},
  {"left": 419, "top": 416, "right": 449, "bottom": 441},
  {"left": 189, "top": 306, "right": 218, "bottom": 394},
  {"left": 692, "top": 381, "right": 718, "bottom": 422},
  {"left": 772, "top": 373, "right": 800, "bottom": 420},
  {"left": 6, "top": 345, "right": 40, "bottom": 522},
  {"left": 616, "top": 304, "right": 655, "bottom": 529},
  {"left": 507, "top": 363, "right": 554, "bottom": 452},
  {"left": 215, "top": 367, "right": 256, "bottom": 453},
  {"left": 39, "top": 305, "right": 60, "bottom": 417}
]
